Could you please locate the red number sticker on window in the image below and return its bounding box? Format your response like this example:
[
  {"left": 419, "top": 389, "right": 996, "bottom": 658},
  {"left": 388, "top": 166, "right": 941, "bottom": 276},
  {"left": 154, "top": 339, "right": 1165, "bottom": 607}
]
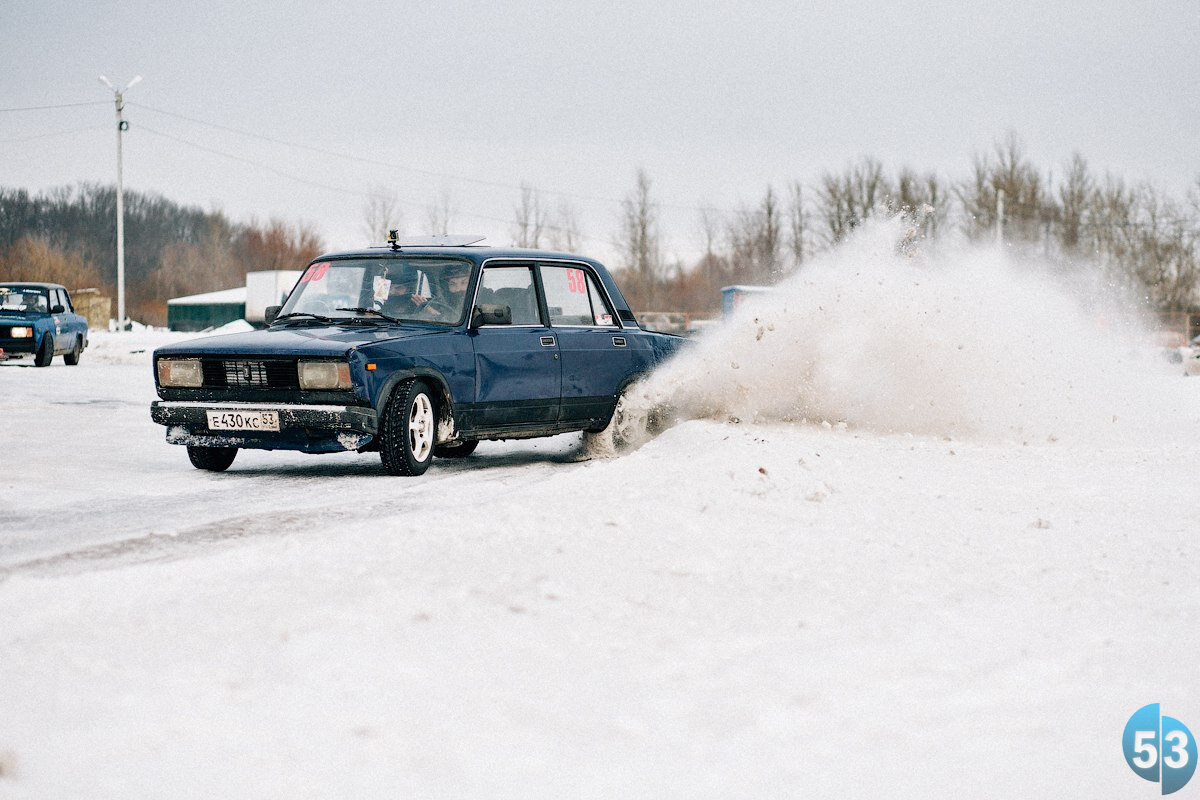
[
  {"left": 567, "top": 269, "right": 586, "bottom": 294},
  {"left": 300, "top": 262, "right": 330, "bottom": 283}
]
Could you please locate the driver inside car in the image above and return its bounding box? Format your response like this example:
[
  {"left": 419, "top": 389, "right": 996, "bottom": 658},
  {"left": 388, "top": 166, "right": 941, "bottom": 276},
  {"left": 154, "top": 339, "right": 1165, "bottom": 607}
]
[
  {"left": 380, "top": 266, "right": 433, "bottom": 317},
  {"left": 423, "top": 263, "right": 471, "bottom": 321}
]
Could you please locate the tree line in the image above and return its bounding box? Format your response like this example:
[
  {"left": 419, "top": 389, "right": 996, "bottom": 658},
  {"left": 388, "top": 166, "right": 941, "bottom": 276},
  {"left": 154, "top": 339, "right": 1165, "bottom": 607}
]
[
  {"left": 3, "top": 134, "right": 1197, "bottom": 325},
  {"left": 610, "top": 135, "right": 1200, "bottom": 316},
  {"left": 0, "top": 184, "right": 322, "bottom": 325}
]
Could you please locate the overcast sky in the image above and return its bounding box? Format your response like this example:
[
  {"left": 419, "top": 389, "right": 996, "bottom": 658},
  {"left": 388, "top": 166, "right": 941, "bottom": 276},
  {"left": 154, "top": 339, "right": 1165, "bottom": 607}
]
[{"left": 2, "top": 0, "right": 1197, "bottom": 265}]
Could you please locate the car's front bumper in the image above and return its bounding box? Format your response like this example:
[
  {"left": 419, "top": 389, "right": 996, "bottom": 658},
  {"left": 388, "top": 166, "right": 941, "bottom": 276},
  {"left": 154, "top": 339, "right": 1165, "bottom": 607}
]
[
  {"left": 0, "top": 339, "right": 36, "bottom": 357},
  {"left": 150, "top": 400, "right": 378, "bottom": 453}
]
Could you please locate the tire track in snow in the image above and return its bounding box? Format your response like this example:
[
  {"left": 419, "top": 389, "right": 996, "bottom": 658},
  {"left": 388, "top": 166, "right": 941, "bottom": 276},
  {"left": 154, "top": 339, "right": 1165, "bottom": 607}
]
[{"left": 0, "top": 441, "right": 589, "bottom": 581}]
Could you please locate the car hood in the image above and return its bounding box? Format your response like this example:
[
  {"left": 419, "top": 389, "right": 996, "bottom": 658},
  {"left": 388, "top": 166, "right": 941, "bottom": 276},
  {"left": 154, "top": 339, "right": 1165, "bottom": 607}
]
[
  {"left": 153, "top": 324, "right": 444, "bottom": 357},
  {"left": 0, "top": 312, "right": 44, "bottom": 324}
]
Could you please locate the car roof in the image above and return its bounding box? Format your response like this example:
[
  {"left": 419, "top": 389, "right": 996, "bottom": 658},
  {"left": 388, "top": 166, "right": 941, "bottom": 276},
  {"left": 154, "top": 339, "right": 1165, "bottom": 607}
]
[
  {"left": 0, "top": 282, "right": 66, "bottom": 290},
  {"left": 314, "top": 245, "right": 606, "bottom": 268}
]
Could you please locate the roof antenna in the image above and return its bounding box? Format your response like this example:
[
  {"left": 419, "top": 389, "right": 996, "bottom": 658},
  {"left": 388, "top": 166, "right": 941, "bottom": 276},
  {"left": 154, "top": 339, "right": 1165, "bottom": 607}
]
[{"left": 387, "top": 229, "right": 400, "bottom": 251}]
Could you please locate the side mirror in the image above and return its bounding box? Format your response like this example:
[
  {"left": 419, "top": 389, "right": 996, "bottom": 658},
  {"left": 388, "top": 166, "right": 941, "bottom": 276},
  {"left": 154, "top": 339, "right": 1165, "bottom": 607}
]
[
  {"left": 471, "top": 303, "right": 512, "bottom": 327},
  {"left": 51, "top": 304, "right": 65, "bottom": 314},
  {"left": 265, "top": 305, "right": 281, "bottom": 324}
]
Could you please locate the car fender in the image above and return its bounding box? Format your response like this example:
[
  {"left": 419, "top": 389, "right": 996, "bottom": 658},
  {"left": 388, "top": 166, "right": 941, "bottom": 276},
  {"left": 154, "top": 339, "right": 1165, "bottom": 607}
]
[
  {"left": 34, "top": 321, "right": 52, "bottom": 352},
  {"left": 373, "top": 367, "right": 458, "bottom": 440}
]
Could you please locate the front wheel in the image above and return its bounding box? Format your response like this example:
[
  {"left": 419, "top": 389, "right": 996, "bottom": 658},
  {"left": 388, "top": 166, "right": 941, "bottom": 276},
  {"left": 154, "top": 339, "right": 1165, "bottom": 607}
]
[
  {"left": 33, "top": 335, "right": 53, "bottom": 367},
  {"left": 379, "top": 379, "right": 437, "bottom": 476},
  {"left": 187, "top": 445, "right": 238, "bottom": 472}
]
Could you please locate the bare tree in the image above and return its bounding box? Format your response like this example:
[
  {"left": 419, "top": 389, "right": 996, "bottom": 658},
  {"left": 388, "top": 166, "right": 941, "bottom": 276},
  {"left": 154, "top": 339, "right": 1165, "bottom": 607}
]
[
  {"left": 896, "top": 169, "right": 945, "bottom": 239},
  {"left": 236, "top": 218, "right": 323, "bottom": 273},
  {"left": 727, "top": 186, "right": 785, "bottom": 283},
  {"left": 425, "top": 188, "right": 456, "bottom": 236},
  {"left": 695, "top": 205, "right": 728, "bottom": 286},
  {"left": 547, "top": 198, "right": 582, "bottom": 252},
  {"left": 787, "top": 181, "right": 808, "bottom": 272},
  {"left": 1132, "top": 185, "right": 1199, "bottom": 310},
  {"left": 618, "top": 169, "right": 663, "bottom": 303},
  {"left": 0, "top": 234, "right": 103, "bottom": 289},
  {"left": 362, "top": 186, "right": 400, "bottom": 245},
  {"left": 958, "top": 133, "right": 1047, "bottom": 243},
  {"left": 511, "top": 183, "right": 547, "bottom": 248},
  {"left": 1056, "top": 153, "right": 1093, "bottom": 254},
  {"left": 817, "top": 157, "right": 891, "bottom": 244}
]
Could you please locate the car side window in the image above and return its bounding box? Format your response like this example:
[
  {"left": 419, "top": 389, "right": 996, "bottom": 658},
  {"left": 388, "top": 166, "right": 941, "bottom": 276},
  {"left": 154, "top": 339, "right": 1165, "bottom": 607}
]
[
  {"left": 478, "top": 266, "right": 541, "bottom": 325},
  {"left": 540, "top": 266, "right": 616, "bottom": 327},
  {"left": 59, "top": 290, "right": 73, "bottom": 313}
]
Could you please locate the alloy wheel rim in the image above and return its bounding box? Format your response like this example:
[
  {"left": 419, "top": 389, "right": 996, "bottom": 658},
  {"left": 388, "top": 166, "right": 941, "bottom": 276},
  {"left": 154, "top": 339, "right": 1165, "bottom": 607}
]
[{"left": 408, "top": 393, "right": 433, "bottom": 461}]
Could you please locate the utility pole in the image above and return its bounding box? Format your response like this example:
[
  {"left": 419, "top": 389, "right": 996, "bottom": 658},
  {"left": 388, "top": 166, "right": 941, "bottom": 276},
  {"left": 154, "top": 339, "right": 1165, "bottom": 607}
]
[{"left": 98, "top": 75, "right": 141, "bottom": 330}]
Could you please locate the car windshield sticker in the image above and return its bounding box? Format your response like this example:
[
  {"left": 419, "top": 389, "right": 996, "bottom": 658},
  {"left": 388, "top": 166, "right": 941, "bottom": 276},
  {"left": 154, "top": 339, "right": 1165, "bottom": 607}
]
[
  {"left": 300, "top": 262, "right": 330, "bottom": 283},
  {"left": 595, "top": 313, "right": 613, "bottom": 326},
  {"left": 373, "top": 276, "right": 390, "bottom": 303}
]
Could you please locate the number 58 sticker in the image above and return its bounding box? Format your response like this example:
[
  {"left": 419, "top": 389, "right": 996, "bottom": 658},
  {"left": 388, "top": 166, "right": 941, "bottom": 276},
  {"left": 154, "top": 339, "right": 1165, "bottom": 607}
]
[{"left": 1124, "top": 704, "right": 1197, "bottom": 794}]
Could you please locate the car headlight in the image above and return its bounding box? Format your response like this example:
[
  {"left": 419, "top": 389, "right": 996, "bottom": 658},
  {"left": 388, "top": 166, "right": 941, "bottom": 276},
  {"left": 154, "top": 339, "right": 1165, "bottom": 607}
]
[
  {"left": 298, "top": 360, "right": 351, "bottom": 390},
  {"left": 157, "top": 358, "right": 203, "bottom": 387},
  {"left": 9, "top": 327, "right": 31, "bottom": 338}
]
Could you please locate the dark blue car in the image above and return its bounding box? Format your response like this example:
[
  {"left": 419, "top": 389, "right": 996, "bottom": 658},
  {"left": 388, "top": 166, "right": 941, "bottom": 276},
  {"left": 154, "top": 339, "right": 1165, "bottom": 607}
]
[
  {"left": 0, "top": 282, "right": 89, "bottom": 367},
  {"left": 150, "top": 240, "right": 683, "bottom": 475}
]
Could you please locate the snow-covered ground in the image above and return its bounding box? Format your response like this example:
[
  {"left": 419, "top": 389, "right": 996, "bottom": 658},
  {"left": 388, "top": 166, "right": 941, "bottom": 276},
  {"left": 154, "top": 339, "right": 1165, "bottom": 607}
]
[{"left": 2, "top": 228, "right": 1199, "bottom": 798}]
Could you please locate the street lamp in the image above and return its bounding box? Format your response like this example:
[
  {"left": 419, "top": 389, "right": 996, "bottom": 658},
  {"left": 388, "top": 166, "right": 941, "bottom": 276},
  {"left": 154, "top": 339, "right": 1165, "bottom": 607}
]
[{"left": 98, "top": 74, "right": 141, "bottom": 330}]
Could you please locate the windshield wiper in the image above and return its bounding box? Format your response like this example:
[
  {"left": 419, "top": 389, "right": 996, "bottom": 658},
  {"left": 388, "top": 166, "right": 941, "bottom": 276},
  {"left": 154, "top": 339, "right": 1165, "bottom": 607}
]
[
  {"left": 273, "top": 311, "right": 335, "bottom": 324},
  {"left": 336, "top": 307, "right": 405, "bottom": 324}
]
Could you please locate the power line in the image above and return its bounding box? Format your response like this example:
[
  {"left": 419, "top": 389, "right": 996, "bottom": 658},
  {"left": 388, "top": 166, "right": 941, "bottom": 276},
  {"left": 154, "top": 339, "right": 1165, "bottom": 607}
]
[
  {"left": 0, "top": 101, "right": 110, "bottom": 113},
  {"left": 128, "top": 100, "right": 738, "bottom": 216},
  {"left": 136, "top": 125, "right": 622, "bottom": 250}
]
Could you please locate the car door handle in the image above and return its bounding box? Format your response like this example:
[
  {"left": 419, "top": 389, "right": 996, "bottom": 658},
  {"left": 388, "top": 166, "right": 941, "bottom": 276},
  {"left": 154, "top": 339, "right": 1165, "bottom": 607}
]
[
  {"left": 540, "top": 336, "right": 555, "bottom": 347},
  {"left": 612, "top": 336, "right": 627, "bottom": 347}
]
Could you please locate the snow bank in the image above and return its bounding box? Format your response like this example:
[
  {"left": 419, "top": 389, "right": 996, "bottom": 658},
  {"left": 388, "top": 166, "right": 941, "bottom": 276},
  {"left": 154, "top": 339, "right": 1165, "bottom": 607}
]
[
  {"left": 86, "top": 329, "right": 222, "bottom": 365},
  {"left": 636, "top": 218, "right": 1173, "bottom": 444}
]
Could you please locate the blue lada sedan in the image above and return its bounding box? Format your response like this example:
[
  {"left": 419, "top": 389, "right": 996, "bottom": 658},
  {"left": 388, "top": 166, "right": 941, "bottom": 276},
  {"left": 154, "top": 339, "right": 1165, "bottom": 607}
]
[
  {"left": 150, "top": 238, "right": 683, "bottom": 475},
  {"left": 0, "top": 282, "right": 89, "bottom": 366}
]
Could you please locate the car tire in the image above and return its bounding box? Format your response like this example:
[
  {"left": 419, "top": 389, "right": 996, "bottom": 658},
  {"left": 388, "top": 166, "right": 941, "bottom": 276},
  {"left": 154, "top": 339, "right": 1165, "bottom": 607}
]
[
  {"left": 33, "top": 335, "right": 54, "bottom": 367},
  {"left": 379, "top": 379, "right": 437, "bottom": 476},
  {"left": 63, "top": 336, "right": 82, "bottom": 366},
  {"left": 583, "top": 387, "right": 651, "bottom": 456},
  {"left": 434, "top": 439, "right": 478, "bottom": 458},
  {"left": 608, "top": 391, "right": 647, "bottom": 449},
  {"left": 187, "top": 445, "right": 238, "bottom": 472}
]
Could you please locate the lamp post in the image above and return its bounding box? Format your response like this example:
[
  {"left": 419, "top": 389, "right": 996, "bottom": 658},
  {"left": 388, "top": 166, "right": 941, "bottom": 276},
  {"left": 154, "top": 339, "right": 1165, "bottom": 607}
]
[{"left": 98, "top": 74, "right": 141, "bottom": 330}]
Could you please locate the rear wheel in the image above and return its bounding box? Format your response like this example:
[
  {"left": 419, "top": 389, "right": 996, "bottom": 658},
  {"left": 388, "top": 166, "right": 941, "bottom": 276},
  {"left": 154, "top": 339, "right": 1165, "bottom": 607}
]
[
  {"left": 379, "top": 379, "right": 437, "bottom": 476},
  {"left": 63, "top": 337, "right": 82, "bottom": 365},
  {"left": 583, "top": 386, "right": 654, "bottom": 456},
  {"left": 33, "top": 335, "right": 53, "bottom": 367},
  {"left": 187, "top": 445, "right": 238, "bottom": 472},
  {"left": 434, "top": 439, "right": 478, "bottom": 458}
]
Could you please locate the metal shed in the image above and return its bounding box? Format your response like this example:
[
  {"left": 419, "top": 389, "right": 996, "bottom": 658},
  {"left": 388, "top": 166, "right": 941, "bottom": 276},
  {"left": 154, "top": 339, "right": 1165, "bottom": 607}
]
[{"left": 166, "top": 287, "right": 246, "bottom": 332}]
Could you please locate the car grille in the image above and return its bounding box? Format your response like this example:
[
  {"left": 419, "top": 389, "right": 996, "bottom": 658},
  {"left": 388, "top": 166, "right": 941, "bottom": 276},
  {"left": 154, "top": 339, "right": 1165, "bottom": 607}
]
[{"left": 200, "top": 358, "right": 299, "bottom": 389}]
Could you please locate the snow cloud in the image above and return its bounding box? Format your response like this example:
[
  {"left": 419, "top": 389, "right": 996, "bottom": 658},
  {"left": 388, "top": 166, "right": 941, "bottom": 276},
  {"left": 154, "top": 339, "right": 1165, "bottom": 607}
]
[{"left": 636, "top": 217, "right": 1172, "bottom": 444}]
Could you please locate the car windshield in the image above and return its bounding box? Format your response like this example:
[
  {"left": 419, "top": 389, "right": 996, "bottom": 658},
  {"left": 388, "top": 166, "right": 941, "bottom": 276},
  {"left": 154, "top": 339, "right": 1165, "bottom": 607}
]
[
  {"left": 276, "top": 257, "right": 473, "bottom": 325},
  {"left": 0, "top": 286, "right": 48, "bottom": 313}
]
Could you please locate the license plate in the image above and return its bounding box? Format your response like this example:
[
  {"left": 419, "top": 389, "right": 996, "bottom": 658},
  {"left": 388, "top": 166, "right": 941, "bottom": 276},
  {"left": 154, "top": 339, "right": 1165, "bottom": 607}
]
[{"left": 205, "top": 410, "right": 280, "bottom": 431}]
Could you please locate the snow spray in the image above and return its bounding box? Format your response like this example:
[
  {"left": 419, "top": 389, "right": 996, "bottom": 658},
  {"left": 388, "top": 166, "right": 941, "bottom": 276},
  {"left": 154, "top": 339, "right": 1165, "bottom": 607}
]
[{"left": 626, "top": 216, "right": 1179, "bottom": 444}]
